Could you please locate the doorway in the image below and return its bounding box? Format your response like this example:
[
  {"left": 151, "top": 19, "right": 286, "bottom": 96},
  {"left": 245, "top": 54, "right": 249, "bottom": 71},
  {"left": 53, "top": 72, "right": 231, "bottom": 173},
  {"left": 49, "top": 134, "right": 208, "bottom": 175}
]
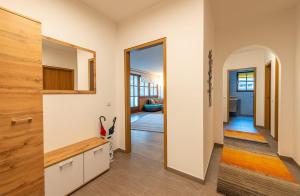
[
  {"left": 124, "top": 38, "right": 167, "bottom": 168},
  {"left": 265, "top": 63, "right": 271, "bottom": 130},
  {"left": 225, "top": 68, "right": 257, "bottom": 133}
]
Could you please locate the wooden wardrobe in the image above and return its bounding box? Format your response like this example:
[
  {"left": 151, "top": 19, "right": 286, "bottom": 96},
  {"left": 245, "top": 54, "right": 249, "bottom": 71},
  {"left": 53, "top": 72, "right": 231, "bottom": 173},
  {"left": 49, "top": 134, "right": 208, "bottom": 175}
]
[{"left": 0, "top": 8, "right": 44, "bottom": 195}]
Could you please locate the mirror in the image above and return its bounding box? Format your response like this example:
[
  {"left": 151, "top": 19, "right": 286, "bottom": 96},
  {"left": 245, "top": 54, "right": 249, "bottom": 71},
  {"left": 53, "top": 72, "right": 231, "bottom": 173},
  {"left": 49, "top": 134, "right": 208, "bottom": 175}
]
[{"left": 42, "top": 36, "right": 96, "bottom": 94}]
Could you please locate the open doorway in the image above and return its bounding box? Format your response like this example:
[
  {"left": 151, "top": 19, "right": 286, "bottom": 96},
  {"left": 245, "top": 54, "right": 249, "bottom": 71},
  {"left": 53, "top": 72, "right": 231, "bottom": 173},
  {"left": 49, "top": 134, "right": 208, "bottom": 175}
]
[
  {"left": 225, "top": 68, "right": 257, "bottom": 133},
  {"left": 265, "top": 59, "right": 279, "bottom": 141},
  {"left": 222, "top": 46, "right": 280, "bottom": 140},
  {"left": 124, "top": 38, "right": 167, "bottom": 168}
]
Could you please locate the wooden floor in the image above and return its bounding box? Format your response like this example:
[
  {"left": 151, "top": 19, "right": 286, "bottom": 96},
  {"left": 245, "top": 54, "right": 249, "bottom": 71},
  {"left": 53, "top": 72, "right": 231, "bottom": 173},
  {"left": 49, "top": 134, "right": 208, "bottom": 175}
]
[{"left": 72, "top": 130, "right": 223, "bottom": 196}]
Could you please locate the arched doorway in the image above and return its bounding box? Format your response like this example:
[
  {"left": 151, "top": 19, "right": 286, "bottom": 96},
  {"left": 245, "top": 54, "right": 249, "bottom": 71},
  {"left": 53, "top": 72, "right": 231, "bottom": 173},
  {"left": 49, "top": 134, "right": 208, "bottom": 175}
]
[{"left": 221, "top": 45, "right": 281, "bottom": 148}]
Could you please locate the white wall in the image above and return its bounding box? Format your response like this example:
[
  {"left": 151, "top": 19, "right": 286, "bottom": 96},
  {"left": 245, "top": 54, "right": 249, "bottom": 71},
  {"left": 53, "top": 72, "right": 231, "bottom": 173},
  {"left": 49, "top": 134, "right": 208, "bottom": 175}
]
[
  {"left": 0, "top": 0, "right": 117, "bottom": 152},
  {"left": 294, "top": 4, "right": 300, "bottom": 165},
  {"left": 42, "top": 41, "right": 78, "bottom": 89},
  {"left": 203, "top": 0, "right": 215, "bottom": 177},
  {"left": 115, "top": 0, "right": 206, "bottom": 179},
  {"left": 223, "top": 48, "right": 277, "bottom": 131},
  {"left": 77, "top": 49, "right": 93, "bottom": 90},
  {"left": 213, "top": 7, "right": 296, "bottom": 160}
]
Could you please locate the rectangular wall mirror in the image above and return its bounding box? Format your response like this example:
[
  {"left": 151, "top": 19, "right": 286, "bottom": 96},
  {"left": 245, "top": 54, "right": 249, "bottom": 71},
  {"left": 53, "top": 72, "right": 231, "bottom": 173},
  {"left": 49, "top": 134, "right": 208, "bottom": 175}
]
[{"left": 42, "top": 36, "right": 96, "bottom": 94}]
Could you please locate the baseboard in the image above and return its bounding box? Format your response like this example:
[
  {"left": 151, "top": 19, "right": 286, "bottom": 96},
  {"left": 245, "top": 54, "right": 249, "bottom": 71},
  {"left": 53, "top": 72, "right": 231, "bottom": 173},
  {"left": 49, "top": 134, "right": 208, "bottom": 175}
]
[
  {"left": 166, "top": 167, "right": 204, "bottom": 184},
  {"left": 255, "top": 125, "right": 265, "bottom": 129},
  {"left": 278, "top": 155, "right": 300, "bottom": 169},
  {"left": 114, "top": 148, "right": 126, "bottom": 153},
  {"left": 214, "top": 143, "right": 224, "bottom": 148},
  {"left": 203, "top": 143, "right": 218, "bottom": 183}
]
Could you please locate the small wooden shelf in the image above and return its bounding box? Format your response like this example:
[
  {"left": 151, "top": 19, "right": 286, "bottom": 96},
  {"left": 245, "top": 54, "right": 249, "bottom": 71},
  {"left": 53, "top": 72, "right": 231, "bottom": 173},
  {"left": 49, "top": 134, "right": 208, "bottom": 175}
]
[
  {"left": 44, "top": 137, "right": 108, "bottom": 168},
  {"left": 43, "top": 90, "right": 96, "bottom": 94}
]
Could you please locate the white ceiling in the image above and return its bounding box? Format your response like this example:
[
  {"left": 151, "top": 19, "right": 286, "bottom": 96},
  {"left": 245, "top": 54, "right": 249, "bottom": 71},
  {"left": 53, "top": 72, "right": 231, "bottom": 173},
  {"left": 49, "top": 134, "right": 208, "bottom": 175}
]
[
  {"left": 130, "top": 44, "right": 163, "bottom": 74},
  {"left": 80, "top": 0, "right": 164, "bottom": 22},
  {"left": 211, "top": 0, "right": 300, "bottom": 28}
]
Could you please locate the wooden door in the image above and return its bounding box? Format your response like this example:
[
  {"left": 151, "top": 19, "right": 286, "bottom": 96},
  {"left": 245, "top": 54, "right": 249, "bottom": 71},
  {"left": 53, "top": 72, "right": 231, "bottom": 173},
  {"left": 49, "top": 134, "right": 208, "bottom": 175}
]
[
  {"left": 265, "top": 64, "right": 271, "bottom": 130},
  {"left": 0, "top": 8, "right": 44, "bottom": 195}
]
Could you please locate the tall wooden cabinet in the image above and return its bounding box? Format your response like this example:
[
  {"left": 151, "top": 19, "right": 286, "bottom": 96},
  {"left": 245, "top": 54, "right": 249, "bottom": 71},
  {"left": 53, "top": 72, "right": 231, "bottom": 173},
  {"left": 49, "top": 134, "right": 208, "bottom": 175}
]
[{"left": 0, "top": 8, "right": 44, "bottom": 195}]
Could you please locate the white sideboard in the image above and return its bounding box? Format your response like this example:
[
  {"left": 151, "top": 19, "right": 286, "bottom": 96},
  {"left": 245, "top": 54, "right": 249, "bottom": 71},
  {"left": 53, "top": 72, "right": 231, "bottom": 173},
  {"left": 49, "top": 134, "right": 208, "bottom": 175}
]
[{"left": 44, "top": 138, "right": 109, "bottom": 196}]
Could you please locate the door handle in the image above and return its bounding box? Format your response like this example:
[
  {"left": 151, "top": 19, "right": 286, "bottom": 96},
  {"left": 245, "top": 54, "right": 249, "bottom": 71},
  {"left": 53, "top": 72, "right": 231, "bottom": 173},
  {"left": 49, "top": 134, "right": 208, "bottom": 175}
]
[
  {"left": 11, "top": 117, "right": 33, "bottom": 125},
  {"left": 59, "top": 159, "right": 73, "bottom": 169},
  {"left": 93, "top": 147, "right": 103, "bottom": 155}
]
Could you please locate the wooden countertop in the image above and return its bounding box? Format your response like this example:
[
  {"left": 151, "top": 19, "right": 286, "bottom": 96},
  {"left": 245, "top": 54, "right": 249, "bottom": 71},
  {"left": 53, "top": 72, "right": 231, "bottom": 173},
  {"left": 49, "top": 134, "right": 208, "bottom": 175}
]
[{"left": 44, "top": 137, "right": 108, "bottom": 168}]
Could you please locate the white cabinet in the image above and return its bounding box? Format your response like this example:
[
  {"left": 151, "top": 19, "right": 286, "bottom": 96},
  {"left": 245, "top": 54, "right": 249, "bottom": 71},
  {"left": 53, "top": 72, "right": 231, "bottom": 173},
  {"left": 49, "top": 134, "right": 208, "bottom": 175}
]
[
  {"left": 84, "top": 143, "right": 110, "bottom": 182},
  {"left": 45, "top": 154, "right": 84, "bottom": 196},
  {"left": 44, "top": 139, "right": 110, "bottom": 196}
]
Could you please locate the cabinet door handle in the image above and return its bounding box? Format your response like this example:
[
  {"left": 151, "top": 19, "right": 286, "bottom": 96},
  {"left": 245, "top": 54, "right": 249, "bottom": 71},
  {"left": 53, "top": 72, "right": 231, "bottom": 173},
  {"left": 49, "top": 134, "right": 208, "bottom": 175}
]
[
  {"left": 11, "top": 117, "right": 33, "bottom": 125},
  {"left": 93, "top": 147, "right": 103, "bottom": 155},
  {"left": 59, "top": 159, "right": 73, "bottom": 169}
]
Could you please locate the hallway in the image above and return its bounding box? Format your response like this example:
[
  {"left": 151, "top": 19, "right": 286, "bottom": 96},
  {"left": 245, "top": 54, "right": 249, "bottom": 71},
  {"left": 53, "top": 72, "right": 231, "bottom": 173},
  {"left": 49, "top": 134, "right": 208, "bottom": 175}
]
[
  {"left": 219, "top": 118, "right": 300, "bottom": 195},
  {"left": 73, "top": 131, "right": 223, "bottom": 195},
  {"left": 224, "top": 116, "right": 257, "bottom": 133}
]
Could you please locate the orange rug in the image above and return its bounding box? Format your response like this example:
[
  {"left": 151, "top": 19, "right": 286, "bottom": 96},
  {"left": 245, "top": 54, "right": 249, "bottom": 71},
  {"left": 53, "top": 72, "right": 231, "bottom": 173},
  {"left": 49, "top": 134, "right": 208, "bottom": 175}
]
[
  {"left": 224, "top": 130, "right": 267, "bottom": 143},
  {"left": 221, "top": 146, "right": 296, "bottom": 183}
]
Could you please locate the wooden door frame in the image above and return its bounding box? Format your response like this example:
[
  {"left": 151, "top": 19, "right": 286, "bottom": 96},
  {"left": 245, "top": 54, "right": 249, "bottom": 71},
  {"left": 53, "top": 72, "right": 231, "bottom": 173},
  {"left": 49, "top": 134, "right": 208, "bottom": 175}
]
[
  {"left": 275, "top": 59, "right": 279, "bottom": 141},
  {"left": 227, "top": 67, "right": 257, "bottom": 126},
  {"left": 264, "top": 62, "right": 272, "bottom": 130},
  {"left": 124, "top": 38, "right": 167, "bottom": 168}
]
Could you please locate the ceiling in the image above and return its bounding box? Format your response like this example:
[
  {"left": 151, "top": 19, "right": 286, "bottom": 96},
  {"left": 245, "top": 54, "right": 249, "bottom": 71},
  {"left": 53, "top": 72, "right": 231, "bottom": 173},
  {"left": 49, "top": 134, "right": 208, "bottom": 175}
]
[
  {"left": 211, "top": 0, "right": 300, "bottom": 28},
  {"left": 130, "top": 44, "right": 163, "bottom": 74},
  {"left": 80, "top": 0, "right": 164, "bottom": 22}
]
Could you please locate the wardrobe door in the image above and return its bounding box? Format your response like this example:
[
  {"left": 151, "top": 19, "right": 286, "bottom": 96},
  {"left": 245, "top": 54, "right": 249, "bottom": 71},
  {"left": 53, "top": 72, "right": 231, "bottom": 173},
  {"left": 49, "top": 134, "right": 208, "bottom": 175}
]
[{"left": 0, "top": 8, "right": 44, "bottom": 195}]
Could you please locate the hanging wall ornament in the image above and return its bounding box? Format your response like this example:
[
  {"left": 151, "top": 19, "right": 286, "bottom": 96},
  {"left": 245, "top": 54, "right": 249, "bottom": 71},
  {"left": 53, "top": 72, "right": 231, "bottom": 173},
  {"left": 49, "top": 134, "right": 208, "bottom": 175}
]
[{"left": 208, "top": 50, "right": 213, "bottom": 107}]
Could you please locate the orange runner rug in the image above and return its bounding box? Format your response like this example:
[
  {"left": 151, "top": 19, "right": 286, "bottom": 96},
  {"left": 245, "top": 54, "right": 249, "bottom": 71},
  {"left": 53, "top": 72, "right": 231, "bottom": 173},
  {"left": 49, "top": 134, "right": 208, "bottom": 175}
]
[
  {"left": 221, "top": 146, "right": 296, "bottom": 183},
  {"left": 224, "top": 129, "right": 267, "bottom": 143}
]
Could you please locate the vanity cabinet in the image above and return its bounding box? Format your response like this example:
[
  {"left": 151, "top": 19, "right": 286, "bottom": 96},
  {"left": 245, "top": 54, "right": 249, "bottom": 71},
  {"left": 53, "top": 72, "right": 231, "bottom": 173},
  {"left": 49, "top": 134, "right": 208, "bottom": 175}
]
[{"left": 44, "top": 138, "right": 109, "bottom": 196}]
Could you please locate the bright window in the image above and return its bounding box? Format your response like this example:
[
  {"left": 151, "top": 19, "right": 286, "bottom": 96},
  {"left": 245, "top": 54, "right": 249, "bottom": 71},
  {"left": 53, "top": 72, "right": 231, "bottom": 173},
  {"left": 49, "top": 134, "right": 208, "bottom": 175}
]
[
  {"left": 130, "top": 74, "right": 139, "bottom": 107},
  {"left": 237, "top": 72, "right": 254, "bottom": 92},
  {"left": 149, "top": 83, "right": 158, "bottom": 97},
  {"left": 139, "top": 78, "right": 149, "bottom": 97}
]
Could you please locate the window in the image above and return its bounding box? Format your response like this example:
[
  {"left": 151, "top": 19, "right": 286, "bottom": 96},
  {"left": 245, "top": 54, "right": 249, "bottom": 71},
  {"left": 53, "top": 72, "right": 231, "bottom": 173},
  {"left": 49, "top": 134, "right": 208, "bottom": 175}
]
[
  {"left": 130, "top": 74, "right": 139, "bottom": 107},
  {"left": 139, "top": 78, "right": 149, "bottom": 97},
  {"left": 139, "top": 78, "right": 158, "bottom": 97},
  {"left": 149, "top": 83, "right": 158, "bottom": 97},
  {"left": 237, "top": 71, "right": 254, "bottom": 92}
]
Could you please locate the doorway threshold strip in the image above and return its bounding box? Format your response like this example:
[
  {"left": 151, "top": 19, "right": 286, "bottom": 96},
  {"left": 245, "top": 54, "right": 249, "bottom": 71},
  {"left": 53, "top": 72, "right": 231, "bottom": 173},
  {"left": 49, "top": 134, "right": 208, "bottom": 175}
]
[{"left": 224, "top": 129, "right": 268, "bottom": 144}]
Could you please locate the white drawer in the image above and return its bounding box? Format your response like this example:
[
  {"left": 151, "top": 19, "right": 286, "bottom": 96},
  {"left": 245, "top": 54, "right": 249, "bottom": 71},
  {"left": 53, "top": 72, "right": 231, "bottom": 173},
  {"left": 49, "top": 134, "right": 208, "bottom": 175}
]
[
  {"left": 45, "top": 154, "right": 84, "bottom": 196},
  {"left": 83, "top": 143, "right": 110, "bottom": 183}
]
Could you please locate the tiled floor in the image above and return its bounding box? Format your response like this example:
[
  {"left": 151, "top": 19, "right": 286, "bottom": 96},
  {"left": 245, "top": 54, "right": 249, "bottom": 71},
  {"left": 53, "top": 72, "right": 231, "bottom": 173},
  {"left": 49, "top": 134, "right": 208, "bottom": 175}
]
[
  {"left": 131, "top": 130, "right": 164, "bottom": 163},
  {"left": 71, "top": 115, "right": 300, "bottom": 195},
  {"left": 72, "top": 130, "right": 222, "bottom": 196},
  {"left": 224, "top": 116, "right": 257, "bottom": 133}
]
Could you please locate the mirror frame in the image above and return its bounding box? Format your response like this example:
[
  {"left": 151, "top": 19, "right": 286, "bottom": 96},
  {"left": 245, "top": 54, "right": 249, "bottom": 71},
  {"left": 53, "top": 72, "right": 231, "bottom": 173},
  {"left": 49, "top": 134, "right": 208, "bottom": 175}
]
[{"left": 42, "top": 35, "right": 96, "bottom": 94}]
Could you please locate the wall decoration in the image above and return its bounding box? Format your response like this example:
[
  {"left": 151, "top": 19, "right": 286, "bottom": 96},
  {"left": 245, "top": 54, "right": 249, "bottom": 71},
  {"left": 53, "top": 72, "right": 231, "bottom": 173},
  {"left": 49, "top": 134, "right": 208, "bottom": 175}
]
[{"left": 208, "top": 50, "right": 213, "bottom": 107}]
